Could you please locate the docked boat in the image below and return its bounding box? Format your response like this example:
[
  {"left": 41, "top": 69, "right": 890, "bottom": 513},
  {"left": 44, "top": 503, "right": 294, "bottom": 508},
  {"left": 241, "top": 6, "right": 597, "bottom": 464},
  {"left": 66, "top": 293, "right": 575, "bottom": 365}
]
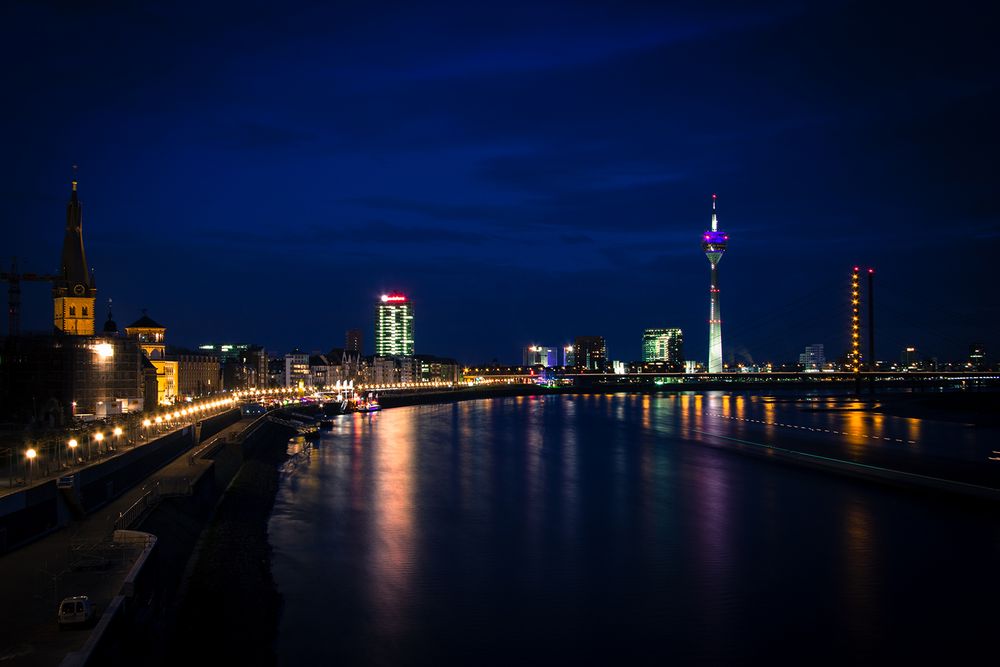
[{"left": 357, "top": 394, "right": 381, "bottom": 413}]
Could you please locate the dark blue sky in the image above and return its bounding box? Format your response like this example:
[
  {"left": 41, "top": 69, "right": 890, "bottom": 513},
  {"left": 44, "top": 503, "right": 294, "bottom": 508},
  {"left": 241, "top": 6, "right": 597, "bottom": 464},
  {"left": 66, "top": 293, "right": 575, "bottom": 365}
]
[{"left": 3, "top": 0, "right": 998, "bottom": 364}]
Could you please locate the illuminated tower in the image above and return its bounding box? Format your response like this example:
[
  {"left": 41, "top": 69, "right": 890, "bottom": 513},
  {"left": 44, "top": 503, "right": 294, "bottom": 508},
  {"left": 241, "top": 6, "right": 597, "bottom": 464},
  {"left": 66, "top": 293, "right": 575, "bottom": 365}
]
[
  {"left": 52, "top": 177, "right": 97, "bottom": 335},
  {"left": 701, "top": 193, "right": 728, "bottom": 373},
  {"left": 375, "top": 293, "right": 414, "bottom": 356},
  {"left": 850, "top": 267, "right": 861, "bottom": 372}
]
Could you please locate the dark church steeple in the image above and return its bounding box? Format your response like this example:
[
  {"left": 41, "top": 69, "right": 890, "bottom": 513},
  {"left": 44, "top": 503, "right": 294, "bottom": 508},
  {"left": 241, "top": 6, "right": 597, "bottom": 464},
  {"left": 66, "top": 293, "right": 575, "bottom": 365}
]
[{"left": 53, "top": 171, "right": 97, "bottom": 335}]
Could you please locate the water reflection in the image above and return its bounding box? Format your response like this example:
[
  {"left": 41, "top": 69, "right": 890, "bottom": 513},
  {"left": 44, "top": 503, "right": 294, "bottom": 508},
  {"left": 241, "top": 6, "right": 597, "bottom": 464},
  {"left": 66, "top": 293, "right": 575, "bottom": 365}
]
[
  {"left": 842, "top": 497, "right": 878, "bottom": 654},
  {"left": 269, "top": 393, "right": 1000, "bottom": 666},
  {"left": 370, "top": 409, "right": 416, "bottom": 640}
]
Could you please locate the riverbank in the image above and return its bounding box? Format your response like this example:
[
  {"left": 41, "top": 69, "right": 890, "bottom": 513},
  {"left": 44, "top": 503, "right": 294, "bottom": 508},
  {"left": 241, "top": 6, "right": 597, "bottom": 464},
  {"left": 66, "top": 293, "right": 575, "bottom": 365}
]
[{"left": 154, "top": 419, "right": 296, "bottom": 667}]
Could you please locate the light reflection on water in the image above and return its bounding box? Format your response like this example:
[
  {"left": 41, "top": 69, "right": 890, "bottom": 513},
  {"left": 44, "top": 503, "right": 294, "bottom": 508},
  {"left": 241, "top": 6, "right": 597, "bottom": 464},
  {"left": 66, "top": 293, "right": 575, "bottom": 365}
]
[{"left": 269, "top": 393, "right": 1000, "bottom": 666}]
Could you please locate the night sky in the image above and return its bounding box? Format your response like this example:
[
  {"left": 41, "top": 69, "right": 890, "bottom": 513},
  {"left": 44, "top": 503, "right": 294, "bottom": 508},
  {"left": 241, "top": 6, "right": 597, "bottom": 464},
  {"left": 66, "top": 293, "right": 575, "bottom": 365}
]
[{"left": 3, "top": 1, "right": 998, "bottom": 365}]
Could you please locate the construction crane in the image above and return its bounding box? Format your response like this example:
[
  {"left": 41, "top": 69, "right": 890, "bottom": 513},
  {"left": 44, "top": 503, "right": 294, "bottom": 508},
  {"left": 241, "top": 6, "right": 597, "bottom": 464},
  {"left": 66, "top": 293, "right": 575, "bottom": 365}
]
[{"left": 0, "top": 258, "right": 60, "bottom": 337}]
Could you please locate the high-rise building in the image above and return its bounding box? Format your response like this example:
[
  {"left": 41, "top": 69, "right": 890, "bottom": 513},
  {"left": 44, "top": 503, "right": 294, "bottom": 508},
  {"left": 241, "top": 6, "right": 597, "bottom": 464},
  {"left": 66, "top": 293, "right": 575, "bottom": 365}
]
[
  {"left": 563, "top": 344, "right": 575, "bottom": 367},
  {"left": 799, "top": 343, "right": 826, "bottom": 372},
  {"left": 573, "top": 336, "right": 607, "bottom": 371},
  {"left": 900, "top": 346, "right": 919, "bottom": 369},
  {"left": 969, "top": 343, "right": 986, "bottom": 370},
  {"left": 346, "top": 328, "right": 363, "bottom": 354},
  {"left": 375, "top": 293, "right": 414, "bottom": 356},
  {"left": 52, "top": 178, "right": 97, "bottom": 336},
  {"left": 701, "top": 193, "right": 728, "bottom": 373},
  {"left": 523, "top": 345, "right": 558, "bottom": 367},
  {"left": 642, "top": 328, "right": 684, "bottom": 370}
]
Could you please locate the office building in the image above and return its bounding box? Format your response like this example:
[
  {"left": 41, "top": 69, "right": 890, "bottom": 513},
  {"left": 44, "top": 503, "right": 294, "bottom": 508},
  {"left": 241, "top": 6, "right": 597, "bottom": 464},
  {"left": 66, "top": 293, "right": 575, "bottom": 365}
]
[
  {"left": 375, "top": 293, "right": 414, "bottom": 356},
  {"left": 523, "top": 345, "right": 558, "bottom": 367},
  {"left": 573, "top": 336, "right": 607, "bottom": 371},
  {"left": 799, "top": 344, "right": 826, "bottom": 372},
  {"left": 969, "top": 343, "right": 986, "bottom": 370},
  {"left": 642, "top": 328, "right": 684, "bottom": 370},
  {"left": 284, "top": 350, "right": 310, "bottom": 387},
  {"left": 346, "top": 328, "right": 363, "bottom": 354}
]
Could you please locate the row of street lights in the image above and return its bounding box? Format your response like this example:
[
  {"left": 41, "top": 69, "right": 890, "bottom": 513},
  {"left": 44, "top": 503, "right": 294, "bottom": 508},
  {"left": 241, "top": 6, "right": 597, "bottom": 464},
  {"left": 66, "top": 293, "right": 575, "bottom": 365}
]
[
  {"left": 14, "top": 397, "right": 238, "bottom": 489},
  {"left": 138, "top": 397, "right": 237, "bottom": 440}
]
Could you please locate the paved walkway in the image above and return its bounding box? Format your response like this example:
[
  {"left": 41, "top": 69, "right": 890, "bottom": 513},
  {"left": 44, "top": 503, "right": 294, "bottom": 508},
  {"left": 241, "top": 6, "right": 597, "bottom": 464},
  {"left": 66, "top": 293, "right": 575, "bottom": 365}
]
[{"left": 0, "top": 417, "right": 253, "bottom": 667}]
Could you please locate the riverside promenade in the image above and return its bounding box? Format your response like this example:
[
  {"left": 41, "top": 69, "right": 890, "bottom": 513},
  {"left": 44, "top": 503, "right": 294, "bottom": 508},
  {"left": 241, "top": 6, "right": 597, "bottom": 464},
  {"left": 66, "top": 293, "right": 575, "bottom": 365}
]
[{"left": 0, "top": 415, "right": 253, "bottom": 667}]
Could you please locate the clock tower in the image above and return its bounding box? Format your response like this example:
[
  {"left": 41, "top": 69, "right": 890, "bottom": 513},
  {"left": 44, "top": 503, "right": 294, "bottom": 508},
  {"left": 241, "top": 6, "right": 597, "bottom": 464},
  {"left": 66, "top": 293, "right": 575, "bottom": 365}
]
[{"left": 52, "top": 178, "right": 97, "bottom": 335}]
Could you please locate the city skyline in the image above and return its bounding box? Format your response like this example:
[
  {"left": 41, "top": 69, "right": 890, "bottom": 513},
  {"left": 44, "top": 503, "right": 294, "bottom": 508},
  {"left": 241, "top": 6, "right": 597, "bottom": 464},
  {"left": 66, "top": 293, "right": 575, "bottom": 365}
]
[{"left": 3, "top": 1, "right": 997, "bottom": 364}]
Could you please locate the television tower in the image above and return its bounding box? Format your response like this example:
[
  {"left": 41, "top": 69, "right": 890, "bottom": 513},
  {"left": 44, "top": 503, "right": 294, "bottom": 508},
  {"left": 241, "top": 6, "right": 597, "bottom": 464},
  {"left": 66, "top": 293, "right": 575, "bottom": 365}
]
[{"left": 702, "top": 193, "right": 728, "bottom": 373}]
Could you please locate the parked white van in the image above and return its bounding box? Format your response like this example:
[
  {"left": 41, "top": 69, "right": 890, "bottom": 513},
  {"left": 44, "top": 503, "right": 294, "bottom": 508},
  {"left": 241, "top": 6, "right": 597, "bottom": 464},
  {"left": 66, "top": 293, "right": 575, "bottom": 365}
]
[{"left": 58, "top": 596, "right": 95, "bottom": 628}]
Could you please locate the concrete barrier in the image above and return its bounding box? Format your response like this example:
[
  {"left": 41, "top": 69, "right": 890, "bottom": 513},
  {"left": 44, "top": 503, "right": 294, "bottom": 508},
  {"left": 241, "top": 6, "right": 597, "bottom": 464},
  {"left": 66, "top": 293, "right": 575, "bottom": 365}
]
[
  {"left": 59, "top": 532, "right": 157, "bottom": 667},
  {"left": 0, "top": 415, "right": 226, "bottom": 553}
]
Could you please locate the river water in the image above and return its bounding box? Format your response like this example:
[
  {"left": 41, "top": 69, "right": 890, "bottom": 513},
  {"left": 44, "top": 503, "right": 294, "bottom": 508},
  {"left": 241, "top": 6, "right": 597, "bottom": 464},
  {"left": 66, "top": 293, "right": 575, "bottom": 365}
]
[{"left": 268, "top": 392, "right": 1000, "bottom": 665}]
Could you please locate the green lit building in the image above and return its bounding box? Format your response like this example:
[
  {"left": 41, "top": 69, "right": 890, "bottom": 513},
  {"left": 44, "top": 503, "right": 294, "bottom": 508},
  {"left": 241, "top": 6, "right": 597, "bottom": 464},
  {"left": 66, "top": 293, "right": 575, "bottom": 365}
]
[
  {"left": 375, "top": 293, "right": 414, "bottom": 356},
  {"left": 642, "top": 328, "right": 684, "bottom": 371}
]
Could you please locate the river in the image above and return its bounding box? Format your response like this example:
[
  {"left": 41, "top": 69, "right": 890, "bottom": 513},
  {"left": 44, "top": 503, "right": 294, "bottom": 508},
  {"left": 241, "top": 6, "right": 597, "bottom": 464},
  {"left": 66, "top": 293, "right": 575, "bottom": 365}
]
[{"left": 268, "top": 392, "right": 1000, "bottom": 665}]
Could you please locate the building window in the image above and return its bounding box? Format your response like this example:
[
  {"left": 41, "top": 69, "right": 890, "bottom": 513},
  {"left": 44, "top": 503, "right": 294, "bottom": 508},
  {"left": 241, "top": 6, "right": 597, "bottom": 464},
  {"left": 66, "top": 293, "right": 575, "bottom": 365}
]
[
  {"left": 82, "top": 307, "right": 88, "bottom": 316},
  {"left": 69, "top": 306, "right": 76, "bottom": 316}
]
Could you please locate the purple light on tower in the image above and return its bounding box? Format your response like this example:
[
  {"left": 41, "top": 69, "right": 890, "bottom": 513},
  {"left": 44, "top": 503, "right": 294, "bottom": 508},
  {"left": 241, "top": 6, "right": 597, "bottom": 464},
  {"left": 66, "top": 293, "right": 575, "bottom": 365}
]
[{"left": 702, "top": 193, "right": 728, "bottom": 373}]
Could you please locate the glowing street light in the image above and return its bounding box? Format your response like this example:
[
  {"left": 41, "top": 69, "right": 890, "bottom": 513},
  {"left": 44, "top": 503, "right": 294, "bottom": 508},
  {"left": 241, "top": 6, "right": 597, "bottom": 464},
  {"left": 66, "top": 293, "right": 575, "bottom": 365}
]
[{"left": 26, "top": 448, "right": 37, "bottom": 484}]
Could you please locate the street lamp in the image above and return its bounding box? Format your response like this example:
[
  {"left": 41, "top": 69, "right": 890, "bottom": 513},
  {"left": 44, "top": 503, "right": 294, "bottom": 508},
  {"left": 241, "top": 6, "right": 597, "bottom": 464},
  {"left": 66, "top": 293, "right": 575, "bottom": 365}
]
[
  {"left": 94, "top": 432, "right": 104, "bottom": 459},
  {"left": 143, "top": 419, "right": 152, "bottom": 441},
  {"left": 113, "top": 426, "right": 123, "bottom": 450},
  {"left": 26, "top": 448, "right": 37, "bottom": 484},
  {"left": 68, "top": 438, "right": 78, "bottom": 464}
]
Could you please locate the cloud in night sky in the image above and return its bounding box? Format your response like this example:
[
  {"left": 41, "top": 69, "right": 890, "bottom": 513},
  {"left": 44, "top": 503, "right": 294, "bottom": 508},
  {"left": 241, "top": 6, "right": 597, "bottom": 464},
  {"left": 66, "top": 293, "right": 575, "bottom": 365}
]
[{"left": 2, "top": 0, "right": 998, "bottom": 364}]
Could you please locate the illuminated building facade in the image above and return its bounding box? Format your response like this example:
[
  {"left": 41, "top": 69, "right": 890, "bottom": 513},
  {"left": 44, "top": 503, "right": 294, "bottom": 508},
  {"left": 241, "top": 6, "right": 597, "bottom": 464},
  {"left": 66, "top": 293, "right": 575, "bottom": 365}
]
[
  {"left": 416, "top": 354, "right": 461, "bottom": 383},
  {"left": 375, "top": 293, "right": 414, "bottom": 356},
  {"left": 523, "top": 345, "right": 558, "bottom": 367},
  {"left": 573, "top": 336, "right": 607, "bottom": 371},
  {"left": 52, "top": 179, "right": 97, "bottom": 336},
  {"left": 125, "top": 314, "right": 178, "bottom": 404},
  {"left": 563, "top": 344, "right": 575, "bottom": 367},
  {"left": 799, "top": 343, "right": 826, "bottom": 372},
  {"left": 0, "top": 334, "right": 146, "bottom": 422},
  {"left": 702, "top": 194, "right": 728, "bottom": 373},
  {"left": 642, "top": 328, "right": 684, "bottom": 370},
  {"left": 284, "top": 350, "right": 310, "bottom": 388}
]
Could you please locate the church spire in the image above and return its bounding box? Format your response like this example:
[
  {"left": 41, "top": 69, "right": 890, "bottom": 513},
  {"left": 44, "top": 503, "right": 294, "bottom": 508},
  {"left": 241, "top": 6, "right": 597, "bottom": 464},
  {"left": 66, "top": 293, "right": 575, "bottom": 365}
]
[
  {"left": 52, "top": 171, "right": 97, "bottom": 335},
  {"left": 58, "top": 171, "right": 91, "bottom": 289}
]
